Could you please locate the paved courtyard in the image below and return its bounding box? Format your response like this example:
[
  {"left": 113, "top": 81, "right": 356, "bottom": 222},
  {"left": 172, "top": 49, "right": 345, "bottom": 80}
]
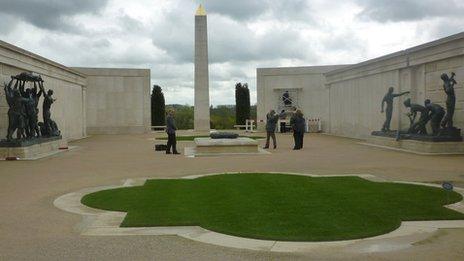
[{"left": 1, "top": 132, "right": 464, "bottom": 260}]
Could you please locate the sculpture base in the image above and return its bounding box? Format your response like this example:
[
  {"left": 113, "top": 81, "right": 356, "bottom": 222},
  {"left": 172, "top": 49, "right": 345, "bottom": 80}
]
[
  {"left": 364, "top": 135, "right": 464, "bottom": 155},
  {"left": 0, "top": 136, "right": 66, "bottom": 160},
  {"left": 371, "top": 129, "right": 462, "bottom": 142},
  {"left": 0, "top": 136, "right": 62, "bottom": 147}
]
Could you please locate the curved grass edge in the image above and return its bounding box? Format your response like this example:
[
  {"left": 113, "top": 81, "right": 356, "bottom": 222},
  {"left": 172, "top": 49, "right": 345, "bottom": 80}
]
[{"left": 81, "top": 173, "right": 464, "bottom": 242}]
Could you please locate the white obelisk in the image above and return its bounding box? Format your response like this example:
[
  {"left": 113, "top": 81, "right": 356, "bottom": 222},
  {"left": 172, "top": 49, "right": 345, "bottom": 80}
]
[{"left": 194, "top": 4, "right": 210, "bottom": 132}]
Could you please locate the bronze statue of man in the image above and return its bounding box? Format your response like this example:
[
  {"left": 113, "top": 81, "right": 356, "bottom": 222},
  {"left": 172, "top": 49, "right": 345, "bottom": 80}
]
[
  {"left": 381, "top": 87, "right": 409, "bottom": 132},
  {"left": 440, "top": 72, "right": 457, "bottom": 129},
  {"left": 424, "top": 99, "right": 445, "bottom": 135},
  {"left": 283, "top": 91, "right": 292, "bottom": 106},
  {"left": 4, "top": 78, "right": 28, "bottom": 140},
  {"left": 19, "top": 81, "right": 42, "bottom": 138},
  {"left": 404, "top": 98, "right": 429, "bottom": 134},
  {"left": 40, "top": 84, "right": 57, "bottom": 136}
]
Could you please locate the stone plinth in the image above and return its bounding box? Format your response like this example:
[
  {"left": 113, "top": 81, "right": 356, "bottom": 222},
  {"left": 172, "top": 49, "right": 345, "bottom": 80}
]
[
  {"left": 0, "top": 137, "right": 66, "bottom": 160},
  {"left": 195, "top": 137, "right": 258, "bottom": 154},
  {"left": 186, "top": 137, "right": 267, "bottom": 157},
  {"left": 371, "top": 130, "right": 463, "bottom": 142},
  {"left": 364, "top": 135, "right": 464, "bottom": 155}
]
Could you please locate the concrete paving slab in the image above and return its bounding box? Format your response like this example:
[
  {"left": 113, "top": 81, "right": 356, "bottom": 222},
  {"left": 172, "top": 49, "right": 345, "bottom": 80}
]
[{"left": 3, "top": 133, "right": 464, "bottom": 260}]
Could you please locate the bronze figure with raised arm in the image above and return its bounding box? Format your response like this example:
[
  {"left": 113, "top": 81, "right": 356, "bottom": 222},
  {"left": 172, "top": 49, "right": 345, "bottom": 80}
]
[
  {"left": 4, "top": 77, "right": 28, "bottom": 140},
  {"left": 440, "top": 72, "right": 457, "bottom": 129},
  {"left": 39, "top": 81, "right": 57, "bottom": 136},
  {"left": 381, "top": 87, "right": 409, "bottom": 132}
]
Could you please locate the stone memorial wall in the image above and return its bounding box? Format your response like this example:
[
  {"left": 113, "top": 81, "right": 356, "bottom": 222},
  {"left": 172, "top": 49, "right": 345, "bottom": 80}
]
[
  {"left": 0, "top": 41, "right": 151, "bottom": 142},
  {"left": 325, "top": 33, "right": 464, "bottom": 138},
  {"left": 0, "top": 41, "right": 87, "bottom": 141},
  {"left": 257, "top": 32, "right": 464, "bottom": 139},
  {"left": 72, "top": 68, "right": 151, "bottom": 135},
  {"left": 257, "top": 65, "right": 348, "bottom": 132}
]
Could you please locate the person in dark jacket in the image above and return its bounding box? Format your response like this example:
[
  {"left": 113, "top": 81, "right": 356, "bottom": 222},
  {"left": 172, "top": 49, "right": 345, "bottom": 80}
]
[
  {"left": 279, "top": 110, "right": 287, "bottom": 133},
  {"left": 166, "top": 110, "right": 180, "bottom": 154},
  {"left": 264, "top": 110, "right": 283, "bottom": 149},
  {"left": 290, "top": 110, "right": 305, "bottom": 150}
]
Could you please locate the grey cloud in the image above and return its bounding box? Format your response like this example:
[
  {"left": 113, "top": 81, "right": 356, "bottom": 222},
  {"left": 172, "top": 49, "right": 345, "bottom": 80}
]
[
  {"left": 415, "top": 17, "right": 464, "bottom": 40},
  {"left": 151, "top": 9, "right": 317, "bottom": 65},
  {"left": 0, "top": 0, "right": 109, "bottom": 31},
  {"left": 356, "top": 0, "right": 464, "bottom": 22},
  {"left": 207, "top": 0, "right": 268, "bottom": 20},
  {"left": 9, "top": 0, "right": 454, "bottom": 106},
  {"left": 117, "top": 14, "right": 146, "bottom": 32},
  {"left": 207, "top": 0, "right": 311, "bottom": 21},
  {"left": 210, "top": 23, "right": 316, "bottom": 63},
  {"left": 322, "top": 32, "right": 365, "bottom": 52},
  {"left": 0, "top": 14, "right": 18, "bottom": 34},
  {"left": 150, "top": 8, "right": 194, "bottom": 64}
]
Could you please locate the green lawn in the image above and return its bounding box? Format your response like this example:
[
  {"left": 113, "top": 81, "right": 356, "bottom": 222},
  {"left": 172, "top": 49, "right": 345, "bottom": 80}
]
[
  {"left": 81, "top": 173, "right": 464, "bottom": 241},
  {"left": 156, "top": 135, "right": 264, "bottom": 141}
]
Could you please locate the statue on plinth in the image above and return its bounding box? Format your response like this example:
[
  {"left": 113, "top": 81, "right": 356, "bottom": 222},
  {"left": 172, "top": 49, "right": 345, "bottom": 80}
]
[
  {"left": 282, "top": 91, "right": 292, "bottom": 106},
  {"left": 380, "top": 87, "right": 409, "bottom": 132},
  {"left": 440, "top": 72, "right": 457, "bottom": 129},
  {"left": 372, "top": 74, "right": 461, "bottom": 142},
  {"left": 2, "top": 72, "right": 61, "bottom": 143}
]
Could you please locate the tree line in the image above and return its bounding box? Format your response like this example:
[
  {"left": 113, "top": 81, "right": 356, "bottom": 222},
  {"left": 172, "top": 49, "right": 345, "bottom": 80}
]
[{"left": 151, "top": 83, "right": 254, "bottom": 130}]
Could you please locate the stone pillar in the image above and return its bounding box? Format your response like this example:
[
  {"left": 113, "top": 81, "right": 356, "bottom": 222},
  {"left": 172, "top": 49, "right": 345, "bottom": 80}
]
[
  {"left": 82, "top": 85, "right": 87, "bottom": 137},
  {"left": 194, "top": 5, "right": 210, "bottom": 132}
]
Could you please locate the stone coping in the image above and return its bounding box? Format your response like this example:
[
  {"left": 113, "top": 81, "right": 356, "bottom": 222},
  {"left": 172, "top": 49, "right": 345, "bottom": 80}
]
[
  {"left": 71, "top": 67, "right": 150, "bottom": 77},
  {"left": 54, "top": 173, "right": 464, "bottom": 253},
  {"left": 148, "top": 136, "right": 265, "bottom": 143},
  {"left": 184, "top": 147, "right": 271, "bottom": 158},
  {"left": 257, "top": 65, "right": 350, "bottom": 76},
  {"left": 194, "top": 137, "right": 258, "bottom": 147}
]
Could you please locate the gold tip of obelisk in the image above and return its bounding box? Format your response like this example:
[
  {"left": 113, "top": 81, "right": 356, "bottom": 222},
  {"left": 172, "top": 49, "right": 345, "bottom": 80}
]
[{"left": 195, "top": 4, "right": 207, "bottom": 16}]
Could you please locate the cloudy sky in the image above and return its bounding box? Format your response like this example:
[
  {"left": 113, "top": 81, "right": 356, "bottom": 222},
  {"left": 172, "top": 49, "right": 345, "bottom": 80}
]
[{"left": 0, "top": 0, "right": 463, "bottom": 105}]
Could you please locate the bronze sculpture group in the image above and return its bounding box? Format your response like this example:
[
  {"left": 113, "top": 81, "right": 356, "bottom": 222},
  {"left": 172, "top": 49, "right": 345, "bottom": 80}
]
[
  {"left": 3, "top": 72, "right": 60, "bottom": 142},
  {"left": 377, "top": 72, "right": 460, "bottom": 141}
]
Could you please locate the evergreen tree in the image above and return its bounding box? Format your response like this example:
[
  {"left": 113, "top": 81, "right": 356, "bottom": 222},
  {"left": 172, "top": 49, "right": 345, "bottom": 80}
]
[
  {"left": 235, "top": 82, "right": 251, "bottom": 125},
  {"left": 151, "top": 85, "right": 166, "bottom": 126},
  {"left": 243, "top": 83, "right": 251, "bottom": 121}
]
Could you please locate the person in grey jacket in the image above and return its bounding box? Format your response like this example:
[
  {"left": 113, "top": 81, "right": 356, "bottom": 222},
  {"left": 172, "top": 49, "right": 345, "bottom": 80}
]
[
  {"left": 264, "top": 110, "right": 283, "bottom": 149},
  {"left": 166, "top": 110, "right": 180, "bottom": 154},
  {"left": 290, "top": 110, "right": 305, "bottom": 150}
]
